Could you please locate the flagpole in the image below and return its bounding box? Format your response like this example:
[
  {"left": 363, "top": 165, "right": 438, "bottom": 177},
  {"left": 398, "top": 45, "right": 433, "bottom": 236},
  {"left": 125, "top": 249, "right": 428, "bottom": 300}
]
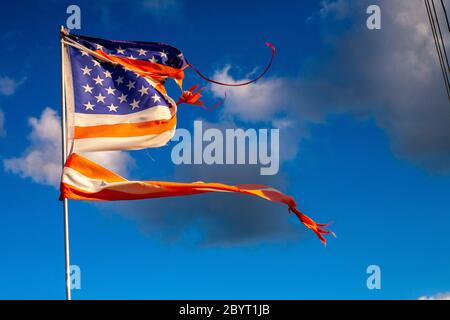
[{"left": 60, "top": 26, "right": 72, "bottom": 301}]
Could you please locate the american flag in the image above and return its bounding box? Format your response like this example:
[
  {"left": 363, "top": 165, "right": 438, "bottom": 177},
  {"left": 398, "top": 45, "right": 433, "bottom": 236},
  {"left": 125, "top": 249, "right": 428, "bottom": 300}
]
[
  {"left": 61, "top": 153, "right": 335, "bottom": 245},
  {"left": 59, "top": 32, "right": 333, "bottom": 245},
  {"left": 63, "top": 33, "right": 188, "bottom": 152}
]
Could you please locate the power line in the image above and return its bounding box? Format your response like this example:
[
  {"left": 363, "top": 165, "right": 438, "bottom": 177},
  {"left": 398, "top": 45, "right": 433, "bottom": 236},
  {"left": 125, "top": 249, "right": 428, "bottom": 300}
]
[
  {"left": 425, "top": 0, "right": 450, "bottom": 101},
  {"left": 431, "top": 0, "right": 450, "bottom": 74},
  {"left": 425, "top": 0, "right": 450, "bottom": 98},
  {"left": 440, "top": 0, "right": 450, "bottom": 32}
]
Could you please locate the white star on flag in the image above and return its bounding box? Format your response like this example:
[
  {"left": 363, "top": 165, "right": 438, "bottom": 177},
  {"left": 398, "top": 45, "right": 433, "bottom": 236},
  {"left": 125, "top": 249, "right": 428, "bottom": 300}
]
[
  {"left": 118, "top": 94, "right": 127, "bottom": 103},
  {"left": 138, "top": 85, "right": 149, "bottom": 96},
  {"left": 130, "top": 99, "right": 140, "bottom": 110},
  {"left": 107, "top": 103, "right": 118, "bottom": 112},
  {"left": 159, "top": 51, "right": 168, "bottom": 60},
  {"left": 82, "top": 84, "right": 93, "bottom": 93},
  {"left": 92, "top": 59, "right": 101, "bottom": 67},
  {"left": 151, "top": 93, "right": 161, "bottom": 103},
  {"left": 95, "top": 93, "right": 106, "bottom": 103},
  {"left": 83, "top": 101, "right": 95, "bottom": 110},
  {"left": 106, "top": 86, "right": 116, "bottom": 95},
  {"left": 116, "top": 46, "right": 125, "bottom": 54},
  {"left": 81, "top": 65, "right": 92, "bottom": 75},
  {"left": 126, "top": 80, "right": 135, "bottom": 90},
  {"left": 93, "top": 76, "right": 104, "bottom": 85},
  {"left": 115, "top": 76, "right": 124, "bottom": 85},
  {"left": 137, "top": 48, "right": 147, "bottom": 56}
]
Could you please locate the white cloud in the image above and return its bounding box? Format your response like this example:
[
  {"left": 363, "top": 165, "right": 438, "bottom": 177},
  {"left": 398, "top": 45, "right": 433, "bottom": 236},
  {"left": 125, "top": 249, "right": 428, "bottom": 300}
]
[
  {"left": 81, "top": 150, "right": 134, "bottom": 178},
  {"left": 210, "top": 66, "right": 290, "bottom": 123},
  {"left": 209, "top": 67, "right": 319, "bottom": 162},
  {"left": 211, "top": 0, "right": 450, "bottom": 173},
  {"left": 3, "top": 107, "right": 133, "bottom": 188},
  {"left": 418, "top": 292, "right": 450, "bottom": 300},
  {"left": 0, "top": 75, "right": 25, "bottom": 96},
  {"left": 0, "top": 109, "right": 5, "bottom": 137},
  {"left": 311, "top": 0, "right": 450, "bottom": 173}
]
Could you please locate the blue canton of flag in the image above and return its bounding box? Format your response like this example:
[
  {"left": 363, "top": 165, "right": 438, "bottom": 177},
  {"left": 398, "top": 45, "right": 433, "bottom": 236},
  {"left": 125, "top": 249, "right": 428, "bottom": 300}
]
[
  {"left": 70, "top": 45, "right": 171, "bottom": 115},
  {"left": 63, "top": 34, "right": 188, "bottom": 152}
]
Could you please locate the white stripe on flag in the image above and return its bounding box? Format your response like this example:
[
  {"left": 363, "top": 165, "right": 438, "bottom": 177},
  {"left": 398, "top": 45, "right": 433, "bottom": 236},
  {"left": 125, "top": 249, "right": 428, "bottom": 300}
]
[
  {"left": 72, "top": 128, "right": 176, "bottom": 152},
  {"left": 62, "top": 166, "right": 232, "bottom": 195},
  {"left": 74, "top": 105, "right": 173, "bottom": 126}
]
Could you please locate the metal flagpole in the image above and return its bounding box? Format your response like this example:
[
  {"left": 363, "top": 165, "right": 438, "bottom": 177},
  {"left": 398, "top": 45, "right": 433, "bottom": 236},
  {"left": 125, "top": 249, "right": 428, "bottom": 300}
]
[{"left": 60, "top": 26, "right": 72, "bottom": 301}]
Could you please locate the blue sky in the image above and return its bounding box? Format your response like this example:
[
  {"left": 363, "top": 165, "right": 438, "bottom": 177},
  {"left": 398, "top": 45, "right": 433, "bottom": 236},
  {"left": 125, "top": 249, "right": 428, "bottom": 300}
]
[{"left": 1, "top": 0, "right": 450, "bottom": 299}]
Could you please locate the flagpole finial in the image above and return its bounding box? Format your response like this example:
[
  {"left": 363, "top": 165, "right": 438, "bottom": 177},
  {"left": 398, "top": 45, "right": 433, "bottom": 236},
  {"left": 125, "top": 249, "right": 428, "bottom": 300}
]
[{"left": 60, "top": 26, "right": 70, "bottom": 36}]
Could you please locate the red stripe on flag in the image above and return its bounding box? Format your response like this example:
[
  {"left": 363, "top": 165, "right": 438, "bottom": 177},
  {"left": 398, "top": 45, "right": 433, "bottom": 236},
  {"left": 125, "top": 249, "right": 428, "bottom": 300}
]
[
  {"left": 74, "top": 115, "right": 176, "bottom": 139},
  {"left": 60, "top": 153, "right": 335, "bottom": 245}
]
